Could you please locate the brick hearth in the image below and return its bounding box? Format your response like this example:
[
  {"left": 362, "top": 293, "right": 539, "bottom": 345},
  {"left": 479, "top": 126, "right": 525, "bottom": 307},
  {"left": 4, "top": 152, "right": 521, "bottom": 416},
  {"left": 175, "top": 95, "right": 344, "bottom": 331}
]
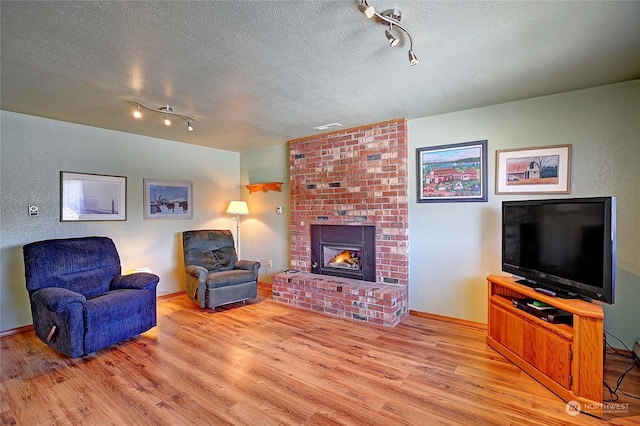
[
  {"left": 273, "top": 119, "right": 409, "bottom": 326},
  {"left": 272, "top": 272, "right": 408, "bottom": 327}
]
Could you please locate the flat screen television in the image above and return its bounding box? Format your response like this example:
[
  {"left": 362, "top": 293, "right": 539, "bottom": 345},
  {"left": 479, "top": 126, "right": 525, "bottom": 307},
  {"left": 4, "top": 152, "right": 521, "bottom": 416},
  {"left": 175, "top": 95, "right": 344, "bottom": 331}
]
[{"left": 502, "top": 197, "right": 616, "bottom": 304}]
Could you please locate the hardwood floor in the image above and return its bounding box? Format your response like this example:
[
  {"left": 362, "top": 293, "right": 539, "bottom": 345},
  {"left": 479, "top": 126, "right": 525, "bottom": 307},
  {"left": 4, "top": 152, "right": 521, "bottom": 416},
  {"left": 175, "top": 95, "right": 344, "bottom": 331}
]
[{"left": 1, "top": 287, "right": 638, "bottom": 425}]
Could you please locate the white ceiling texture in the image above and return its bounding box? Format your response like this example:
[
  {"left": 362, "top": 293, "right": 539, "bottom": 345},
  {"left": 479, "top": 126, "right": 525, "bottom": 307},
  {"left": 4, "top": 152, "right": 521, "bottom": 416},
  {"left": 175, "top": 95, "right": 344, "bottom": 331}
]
[{"left": 1, "top": 1, "right": 639, "bottom": 153}]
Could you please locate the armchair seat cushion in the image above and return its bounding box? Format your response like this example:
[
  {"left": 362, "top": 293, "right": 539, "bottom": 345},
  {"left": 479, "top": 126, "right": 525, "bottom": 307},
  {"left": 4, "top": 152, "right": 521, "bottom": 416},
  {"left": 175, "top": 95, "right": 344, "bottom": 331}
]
[
  {"left": 84, "top": 289, "right": 156, "bottom": 354},
  {"left": 84, "top": 289, "right": 155, "bottom": 326},
  {"left": 54, "top": 268, "right": 119, "bottom": 299},
  {"left": 206, "top": 269, "right": 258, "bottom": 289}
]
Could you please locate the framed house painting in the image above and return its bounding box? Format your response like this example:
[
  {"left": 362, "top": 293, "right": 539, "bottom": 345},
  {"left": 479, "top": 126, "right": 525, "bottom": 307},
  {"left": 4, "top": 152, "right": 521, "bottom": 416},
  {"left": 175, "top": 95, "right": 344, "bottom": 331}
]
[
  {"left": 143, "top": 179, "right": 193, "bottom": 220},
  {"left": 417, "top": 140, "right": 488, "bottom": 203},
  {"left": 495, "top": 144, "right": 571, "bottom": 194},
  {"left": 60, "top": 171, "right": 126, "bottom": 221}
]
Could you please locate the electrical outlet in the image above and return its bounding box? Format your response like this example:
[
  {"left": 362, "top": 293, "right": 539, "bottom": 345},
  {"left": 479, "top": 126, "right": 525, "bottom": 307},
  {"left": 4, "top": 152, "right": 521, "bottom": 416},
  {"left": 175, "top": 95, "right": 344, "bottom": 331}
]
[
  {"left": 633, "top": 340, "right": 640, "bottom": 359},
  {"left": 267, "top": 260, "right": 273, "bottom": 268}
]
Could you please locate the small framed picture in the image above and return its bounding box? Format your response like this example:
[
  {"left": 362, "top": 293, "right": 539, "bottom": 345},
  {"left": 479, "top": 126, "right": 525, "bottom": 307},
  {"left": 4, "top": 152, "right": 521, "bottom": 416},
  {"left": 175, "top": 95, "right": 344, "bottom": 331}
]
[
  {"left": 143, "top": 179, "right": 193, "bottom": 220},
  {"left": 417, "top": 140, "right": 488, "bottom": 203},
  {"left": 496, "top": 144, "right": 571, "bottom": 194},
  {"left": 60, "top": 171, "right": 126, "bottom": 221}
]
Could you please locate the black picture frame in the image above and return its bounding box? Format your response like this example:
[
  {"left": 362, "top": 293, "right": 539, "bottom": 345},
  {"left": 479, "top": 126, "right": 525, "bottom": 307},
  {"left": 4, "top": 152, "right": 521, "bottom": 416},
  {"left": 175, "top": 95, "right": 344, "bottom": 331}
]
[
  {"left": 60, "top": 171, "right": 127, "bottom": 221},
  {"left": 416, "top": 140, "right": 488, "bottom": 203}
]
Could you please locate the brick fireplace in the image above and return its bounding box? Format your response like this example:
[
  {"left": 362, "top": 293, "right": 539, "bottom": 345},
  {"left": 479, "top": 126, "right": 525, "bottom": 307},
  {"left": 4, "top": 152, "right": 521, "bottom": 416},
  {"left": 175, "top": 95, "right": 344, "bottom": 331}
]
[{"left": 272, "top": 119, "right": 409, "bottom": 326}]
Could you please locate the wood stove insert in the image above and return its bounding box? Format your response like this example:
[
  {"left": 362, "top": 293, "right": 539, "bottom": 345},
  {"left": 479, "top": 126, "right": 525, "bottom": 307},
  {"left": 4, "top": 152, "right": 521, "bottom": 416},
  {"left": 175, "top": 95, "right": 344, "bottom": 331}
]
[{"left": 311, "top": 224, "right": 375, "bottom": 282}]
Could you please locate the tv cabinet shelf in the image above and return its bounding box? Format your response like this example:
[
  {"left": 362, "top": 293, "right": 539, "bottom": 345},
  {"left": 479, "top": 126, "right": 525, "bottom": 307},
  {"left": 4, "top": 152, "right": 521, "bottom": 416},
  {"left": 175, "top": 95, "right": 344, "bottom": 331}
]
[
  {"left": 490, "top": 295, "right": 574, "bottom": 339},
  {"left": 487, "top": 275, "right": 604, "bottom": 417}
]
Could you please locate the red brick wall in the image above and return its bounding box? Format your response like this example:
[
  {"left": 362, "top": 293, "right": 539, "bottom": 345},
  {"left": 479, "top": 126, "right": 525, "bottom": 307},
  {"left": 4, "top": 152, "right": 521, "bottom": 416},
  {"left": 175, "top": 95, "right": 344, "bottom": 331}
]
[{"left": 289, "top": 119, "right": 409, "bottom": 285}]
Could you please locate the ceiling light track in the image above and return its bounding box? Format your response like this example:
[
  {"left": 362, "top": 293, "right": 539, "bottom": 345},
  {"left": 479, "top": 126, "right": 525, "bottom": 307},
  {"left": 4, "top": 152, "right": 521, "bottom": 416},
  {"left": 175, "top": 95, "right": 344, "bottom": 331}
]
[
  {"left": 132, "top": 98, "right": 195, "bottom": 131},
  {"left": 358, "top": 0, "right": 419, "bottom": 66}
]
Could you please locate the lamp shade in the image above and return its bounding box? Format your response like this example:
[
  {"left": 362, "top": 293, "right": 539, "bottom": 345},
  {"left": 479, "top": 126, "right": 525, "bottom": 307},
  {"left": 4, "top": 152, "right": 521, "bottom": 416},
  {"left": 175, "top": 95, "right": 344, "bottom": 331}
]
[{"left": 226, "top": 200, "right": 249, "bottom": 215}]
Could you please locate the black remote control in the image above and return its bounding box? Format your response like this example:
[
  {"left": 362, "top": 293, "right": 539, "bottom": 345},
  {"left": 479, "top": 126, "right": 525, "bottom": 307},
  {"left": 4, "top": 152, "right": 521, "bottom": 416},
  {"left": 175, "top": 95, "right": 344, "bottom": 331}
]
[{"left": 534, "top": 287, "right": 557, "bottom": 297}]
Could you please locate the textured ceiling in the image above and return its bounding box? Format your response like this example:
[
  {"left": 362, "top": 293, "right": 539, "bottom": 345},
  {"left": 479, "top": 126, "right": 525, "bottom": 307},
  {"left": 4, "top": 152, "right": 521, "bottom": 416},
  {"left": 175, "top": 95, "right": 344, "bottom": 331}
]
[{"left": 2, "top": 1, "right": 639, "bottom": 152}]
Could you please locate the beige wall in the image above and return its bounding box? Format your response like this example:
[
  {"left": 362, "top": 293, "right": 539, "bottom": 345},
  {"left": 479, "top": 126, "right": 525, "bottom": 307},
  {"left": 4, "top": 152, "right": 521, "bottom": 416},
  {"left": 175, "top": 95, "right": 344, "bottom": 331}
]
[
  {"left": 408, "top": 81, "right": 639, "bottom": 348},
  {"left": 0, "top": 111, "right": 241, "bottom": 330},
  {"left": 239, "top": 144, "right": 290, "bottom": 283}
]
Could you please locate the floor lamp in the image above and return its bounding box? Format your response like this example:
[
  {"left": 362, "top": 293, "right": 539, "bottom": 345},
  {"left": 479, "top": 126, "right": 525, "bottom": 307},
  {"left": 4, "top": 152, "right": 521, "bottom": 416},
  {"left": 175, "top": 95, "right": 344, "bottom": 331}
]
[{"left": 226, "top": 200, "right": 249, "bottom": 259}]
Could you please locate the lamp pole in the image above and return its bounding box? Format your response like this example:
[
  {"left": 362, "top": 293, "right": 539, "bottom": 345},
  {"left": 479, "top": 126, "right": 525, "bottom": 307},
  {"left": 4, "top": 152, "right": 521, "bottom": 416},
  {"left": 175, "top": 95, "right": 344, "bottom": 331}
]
[
  {"left": 226, "top": 200, "right": 248, "bottom": 259},
  {"left": 233, "top": 214, "right": 242, "bottom": 259}
]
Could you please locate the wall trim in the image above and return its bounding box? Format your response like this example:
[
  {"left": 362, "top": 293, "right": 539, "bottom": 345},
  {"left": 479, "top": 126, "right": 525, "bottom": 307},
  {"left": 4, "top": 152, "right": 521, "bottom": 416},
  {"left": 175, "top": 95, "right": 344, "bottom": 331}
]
[
  {"left": 0, "top": 324, "right": 33, "bottom": 338},
  {"left": 409, "top": 310, "right": 487, "bottom": 329},
  {"left": 158, "top": 290, "right": 186, "bottom": 300}
]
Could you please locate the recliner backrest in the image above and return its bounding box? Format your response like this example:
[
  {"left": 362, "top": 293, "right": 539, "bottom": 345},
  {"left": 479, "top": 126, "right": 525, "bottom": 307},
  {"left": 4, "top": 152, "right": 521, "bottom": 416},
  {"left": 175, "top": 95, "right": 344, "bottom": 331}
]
[
  {"left": 23, "top": 236, "right": 121, "bottom": 298},
  {"left": 182, "top": 230, "right": 238, "bottom": 272}
]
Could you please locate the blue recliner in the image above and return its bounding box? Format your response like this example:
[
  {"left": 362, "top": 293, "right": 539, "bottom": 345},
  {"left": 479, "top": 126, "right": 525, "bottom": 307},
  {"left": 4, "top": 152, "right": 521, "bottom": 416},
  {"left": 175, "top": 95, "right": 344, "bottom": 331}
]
[{"left": 23, "top": 236, "right": 159, "bottom": 357}]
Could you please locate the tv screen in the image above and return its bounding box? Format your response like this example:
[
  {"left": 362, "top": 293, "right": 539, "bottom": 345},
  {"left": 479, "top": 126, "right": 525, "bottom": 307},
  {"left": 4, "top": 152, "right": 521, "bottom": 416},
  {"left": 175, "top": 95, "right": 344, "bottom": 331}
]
[{"left": 502, "top": 197, "right": 616, "bottom": 304}]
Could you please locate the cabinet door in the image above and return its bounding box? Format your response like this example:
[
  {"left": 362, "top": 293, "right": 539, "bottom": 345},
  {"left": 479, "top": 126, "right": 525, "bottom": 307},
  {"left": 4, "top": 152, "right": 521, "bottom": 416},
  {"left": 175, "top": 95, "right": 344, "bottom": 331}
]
[
  {"left": 523, "top": 322, "right": 572, "bottom": 389},
  {"left": 489, "top": 304, "right": 523, "bottom": 357}
]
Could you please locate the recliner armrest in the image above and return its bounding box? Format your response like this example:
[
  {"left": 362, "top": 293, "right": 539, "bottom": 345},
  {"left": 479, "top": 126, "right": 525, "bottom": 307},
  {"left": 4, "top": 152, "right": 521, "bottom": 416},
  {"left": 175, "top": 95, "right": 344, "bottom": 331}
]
[
  {"left": 235, "top": 260, "right": 261, "bottom": 275},
  {"left": 110, "top": 272, "right": 159, "bottom": 291},
  {"left": 185, "top": 265, "right": 209, "bottom": 279},
  {"left": 31, "top": 287, "right": 86, "bottom": 314}
]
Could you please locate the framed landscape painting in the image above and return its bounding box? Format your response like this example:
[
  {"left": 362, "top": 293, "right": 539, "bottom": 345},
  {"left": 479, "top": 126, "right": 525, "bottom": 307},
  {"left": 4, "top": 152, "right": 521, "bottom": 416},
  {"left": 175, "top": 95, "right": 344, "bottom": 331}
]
[
  {"left": 143, "top": 179, "right": 193, "bottom": 220},
  {"left": 60, "top": 171, "right": 126, "bottom": 221},
  {"left": 417, "top": 140, "right": 488, "bottom": 203},
  {"left": 495, "top": 144, "right": 571, "bottom": 194}
]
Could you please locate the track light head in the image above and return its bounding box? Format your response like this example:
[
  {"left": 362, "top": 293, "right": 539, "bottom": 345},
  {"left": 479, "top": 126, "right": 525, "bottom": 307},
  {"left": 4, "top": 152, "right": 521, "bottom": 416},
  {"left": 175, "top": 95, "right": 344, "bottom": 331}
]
[
  {"left": 358, "top": 1, "right": 375, "bottom": 18},
  {"left": 164, "top": 114, "right": 171, "bottom": 126},
  {"left": 385, "top": 29, "right": 399, "bottom": 47},
  {"left": 133, "top": 104, "right": 142, "bottom": 119},
  {"left": 187, "top": 121, "right": 193, "bottom": 131},
  {"left": 408, "top": 49, "right": 419, "bottom": 66}
]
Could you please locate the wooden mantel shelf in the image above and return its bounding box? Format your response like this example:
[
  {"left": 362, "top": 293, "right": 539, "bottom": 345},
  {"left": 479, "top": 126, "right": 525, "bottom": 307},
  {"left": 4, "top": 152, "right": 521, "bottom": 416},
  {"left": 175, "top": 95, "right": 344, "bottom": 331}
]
[{"left": 245, "top": 182, "right": 283, "bottom": 194}]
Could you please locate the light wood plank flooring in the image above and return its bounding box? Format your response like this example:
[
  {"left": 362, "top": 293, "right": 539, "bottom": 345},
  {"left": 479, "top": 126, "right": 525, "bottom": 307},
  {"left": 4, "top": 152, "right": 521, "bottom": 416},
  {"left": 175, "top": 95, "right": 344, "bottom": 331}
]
[{"left": 1, "top": 287, "right": 638, "bottom": 425}]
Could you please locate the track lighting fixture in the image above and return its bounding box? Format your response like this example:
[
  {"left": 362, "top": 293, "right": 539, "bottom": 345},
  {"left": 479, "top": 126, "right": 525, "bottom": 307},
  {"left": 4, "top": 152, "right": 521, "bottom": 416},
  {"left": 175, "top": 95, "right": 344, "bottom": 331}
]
[
  {"left": 132, "top": 98, "right": 195, "bottom": 131},
  {"left": 358, "top": 1, "right": 419, "bottom": 66}
]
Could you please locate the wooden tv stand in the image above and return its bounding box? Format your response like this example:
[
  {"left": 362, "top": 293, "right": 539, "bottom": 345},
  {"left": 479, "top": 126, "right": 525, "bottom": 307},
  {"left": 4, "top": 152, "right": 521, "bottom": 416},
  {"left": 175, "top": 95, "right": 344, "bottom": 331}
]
[{"left": 486, "top": 275, "right": 604, "bottom": 417}]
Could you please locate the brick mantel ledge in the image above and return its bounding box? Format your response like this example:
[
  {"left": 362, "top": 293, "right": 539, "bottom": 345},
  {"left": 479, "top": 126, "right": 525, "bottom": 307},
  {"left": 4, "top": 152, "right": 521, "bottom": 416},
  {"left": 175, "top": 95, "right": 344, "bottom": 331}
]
[{"left": 272, "top": 272, "right": 409, "bottom": 327}]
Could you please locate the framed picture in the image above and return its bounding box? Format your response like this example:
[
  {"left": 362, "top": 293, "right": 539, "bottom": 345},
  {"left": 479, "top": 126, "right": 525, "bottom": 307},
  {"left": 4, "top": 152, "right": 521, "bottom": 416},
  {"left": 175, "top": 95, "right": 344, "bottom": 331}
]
[
  {"left": 417, "top": 140, "right": 488, "bottom": 203},
  {"left": 60, "top": 171, "right": 126, "bottom": 221},
  {"left": 144, "top": 179, "right": 193, "bottom": 220},
  {"left": 495, "top": 144, "right": 571, "bottom": 194}
]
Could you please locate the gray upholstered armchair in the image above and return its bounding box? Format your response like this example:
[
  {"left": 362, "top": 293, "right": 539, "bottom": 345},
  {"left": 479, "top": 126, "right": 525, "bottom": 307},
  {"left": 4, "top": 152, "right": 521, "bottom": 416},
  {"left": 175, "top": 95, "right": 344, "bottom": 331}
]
[
  {"left": 182, "top": 230, "right": 260, "bottom": 309},
  {"left": 23, "top": 236, "right": 159, "bottom": 357}
]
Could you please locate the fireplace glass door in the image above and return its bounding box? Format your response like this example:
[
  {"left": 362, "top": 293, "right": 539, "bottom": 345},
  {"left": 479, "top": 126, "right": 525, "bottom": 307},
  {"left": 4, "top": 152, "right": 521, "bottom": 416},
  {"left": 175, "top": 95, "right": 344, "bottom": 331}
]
[{"left": 322, "top": 245, "right": 362, "bottom": 273}]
